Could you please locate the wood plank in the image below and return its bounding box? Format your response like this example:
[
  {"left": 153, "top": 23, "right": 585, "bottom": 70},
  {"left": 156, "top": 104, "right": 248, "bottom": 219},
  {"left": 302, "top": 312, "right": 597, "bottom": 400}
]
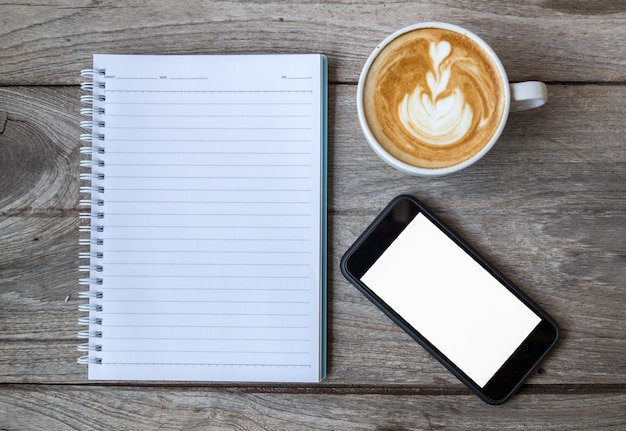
[
  {"left": 0, "top": 87, "right": 79, "bottom": 213},
  {"left": 0, "top": 385, "right": 624, "bottom": 430},
  {"left": 1, "top": 1, "right": 625, "bottom": 85}
]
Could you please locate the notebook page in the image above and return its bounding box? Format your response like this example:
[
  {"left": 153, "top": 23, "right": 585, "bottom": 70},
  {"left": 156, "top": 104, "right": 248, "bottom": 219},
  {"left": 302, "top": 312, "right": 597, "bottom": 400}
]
[{"left": 87, "top": 54, "right": 324, "bottom": 382}]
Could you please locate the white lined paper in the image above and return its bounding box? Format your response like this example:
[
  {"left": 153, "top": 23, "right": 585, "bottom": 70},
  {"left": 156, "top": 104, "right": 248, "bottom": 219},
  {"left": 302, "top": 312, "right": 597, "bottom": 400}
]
[{"left": 84, "top": 54, "right": 325, "bottom": 382}]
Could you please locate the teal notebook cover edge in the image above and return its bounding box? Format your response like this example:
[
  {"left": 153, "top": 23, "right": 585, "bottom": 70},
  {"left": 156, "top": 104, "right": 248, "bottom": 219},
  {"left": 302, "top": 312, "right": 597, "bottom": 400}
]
[{"left": 320, "top": 54, "right": 328, "bottom": 381}]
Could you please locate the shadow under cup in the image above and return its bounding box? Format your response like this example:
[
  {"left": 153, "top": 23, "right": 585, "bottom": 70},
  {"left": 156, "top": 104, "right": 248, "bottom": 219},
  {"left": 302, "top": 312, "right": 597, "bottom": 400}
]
[{"left": 357, "top": 23, "right": 513, "bottom": 176}]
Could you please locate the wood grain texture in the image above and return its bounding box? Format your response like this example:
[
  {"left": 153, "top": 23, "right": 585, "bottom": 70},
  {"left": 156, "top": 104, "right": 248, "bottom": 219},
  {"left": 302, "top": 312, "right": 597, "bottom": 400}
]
[
  {"left": 1, "top": 1, "right": 625, "bottom": 428},
  {"left": 0, "top": 87, "right": 79, "bottom": 213},
  {"left": 1, "top": 385, "right": 625, "bottom": 431},
  {"left": 0, "top": 1, "right": 625, "bottom": 85}
]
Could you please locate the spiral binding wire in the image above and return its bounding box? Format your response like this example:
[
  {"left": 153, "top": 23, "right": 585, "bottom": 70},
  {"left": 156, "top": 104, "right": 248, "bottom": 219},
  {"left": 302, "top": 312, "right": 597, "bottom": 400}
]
[
  {"left": 78, "top": 67, "right": 106, "bottom": 365},
  {"left": 80, "top": 133, "right": 105, "bottom": 142},
  {"left": 79, "top": 186, "right": 105, "bottom": 194},
  {"left": 79, "top": 277, "right": 103, "bottom": 286},
  {"left": 78, "top": 291, "right": 104, "bottom": 299},
  {"left": 80, "top": 147, "right": 105, "bottom": 155},
  {"left": 80, "top": 82, "right": 106, "bottom": 91},
  {"left": 80, "top": 68, "right": 106, "bottom": 78},
  {"left": 79, "top": 225, "right": 104, "bottom": 233},
  {"left": 80, "top": 120, "right": 106, "bottom": 129},
  {"left": 79, "top": 160, "right": 105, "bottom": 168},
  {"left": 80, "top": 173, "right": 105, "bottom": 181},
  {"left": 81, "top": 95, "right": 106, "bottom": 104},
  {"left": 81, "top": 107, "right": 105, "bottom": 117},
  {"left": 78, "top": 316, "right": 103, "bottom": 325},
  {"left": 77, "top": 330, "right": 102, "bottom": 339}
]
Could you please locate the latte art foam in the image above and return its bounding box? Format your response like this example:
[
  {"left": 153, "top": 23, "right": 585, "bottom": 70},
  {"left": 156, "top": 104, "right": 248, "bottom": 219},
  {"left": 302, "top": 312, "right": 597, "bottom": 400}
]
[
  {"left": 399, "top": 41, "right": 474, "bottom": 146},
  {"left": 363, "top": 27, "right": 506, "bottom": 169}
]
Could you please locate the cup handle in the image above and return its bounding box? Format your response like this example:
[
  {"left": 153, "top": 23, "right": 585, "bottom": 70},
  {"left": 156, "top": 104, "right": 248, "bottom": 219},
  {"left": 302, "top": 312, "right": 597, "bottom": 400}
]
[{"left": 509, "top": 81, "right": 548, "bottom": 112}]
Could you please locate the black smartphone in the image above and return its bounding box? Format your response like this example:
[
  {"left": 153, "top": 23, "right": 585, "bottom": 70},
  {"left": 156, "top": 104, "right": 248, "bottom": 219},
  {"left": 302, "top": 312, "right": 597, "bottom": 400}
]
[{"left": 340, "top": 195, "right": 559, "bottom": 404}]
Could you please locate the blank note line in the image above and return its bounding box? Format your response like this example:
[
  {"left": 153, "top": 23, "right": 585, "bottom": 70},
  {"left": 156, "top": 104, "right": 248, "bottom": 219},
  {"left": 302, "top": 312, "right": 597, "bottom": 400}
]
[
  {"left": 104, "top": 263, "right": 311, "bottom": 267},
  {"left": 104, "top": 153, "right": 311, "bottom": 156},
  {"left": 105, "top": 275, "right": 310, "bottom": 279},
  {"left": 105, "top": 337, "right": 310, "bottom": 341},
  {"left": 103, "top": 189, "right": 312, "bottom": 193},
  {"left": 104, "top": 350, "right": 310, "bottom": 354},
  {"left": 106, "top": 102, "right": 312, "bottom": 106},
  {"left": 102, "top": 237, "right": 311, "bottom": 241},
  {"left": 103, "top": 320, "right": 309, "bottom": 325},
  {"left": 104, "top": 213, "right": 312, "bottom": 216},
  {"left": 102, "top": 363, "right": 311, "bottom": 367},
  {"left": 104, "top": 164, "right": 312, "bottom": 168},
  {"left": 106, "top": 115, "right": 311, "bottom": 118},
  {"left": 106, "top": 127, "right": 311, "bottom": 130},
  {"left": 103, "top": 250, "right": 311, "bottom": 254},
  {"left": 104, "top": 225, "right": 312, "bottom": 229},
  {"left": 101, "top": 299, "right": 310, "bottom": 303},
  {"left": 106, "top": 90, "right": 313, "bottom": 94},
  {"left": 102, "top": 287, "right": 310, "bottom": 291},
  {"left": 105, "top": 176, "right": 311, "bottom": 180},
  {"left": 105, "top": 200, "right": 311, "bottom": 204},
  {"left": 105, "top": 139, "right": 310, "bottom": 142}
]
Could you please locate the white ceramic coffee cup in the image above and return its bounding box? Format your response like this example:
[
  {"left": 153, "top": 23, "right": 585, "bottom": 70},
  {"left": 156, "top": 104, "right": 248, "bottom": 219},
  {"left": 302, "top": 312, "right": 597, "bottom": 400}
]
[{"left": 357, "top": 22, "right": 548, "bottom": 176}]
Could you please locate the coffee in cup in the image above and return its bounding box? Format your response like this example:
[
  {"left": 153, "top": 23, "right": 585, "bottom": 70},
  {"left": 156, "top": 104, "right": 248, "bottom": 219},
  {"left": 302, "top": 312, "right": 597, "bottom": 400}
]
[{"left": 357, "top": 23, "right": 548, "bottom": 176}]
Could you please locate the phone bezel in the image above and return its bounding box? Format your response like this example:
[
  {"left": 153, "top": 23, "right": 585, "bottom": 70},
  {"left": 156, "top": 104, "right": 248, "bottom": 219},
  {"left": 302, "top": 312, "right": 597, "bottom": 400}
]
[{"left": 340, "top": 195, "right": 559, "bottom": 404}]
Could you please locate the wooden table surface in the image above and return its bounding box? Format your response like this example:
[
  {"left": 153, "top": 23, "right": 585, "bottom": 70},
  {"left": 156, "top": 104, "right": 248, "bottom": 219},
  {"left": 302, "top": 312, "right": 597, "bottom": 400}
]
[{"left": 1, "top": 1, "right": 625, "bottom": 429}]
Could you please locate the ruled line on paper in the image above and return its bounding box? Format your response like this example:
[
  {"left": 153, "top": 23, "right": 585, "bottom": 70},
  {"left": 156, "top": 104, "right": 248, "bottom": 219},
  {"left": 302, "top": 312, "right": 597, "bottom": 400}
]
[
  {"left": 103, "top": 275, "right": 311, "bottom": 278},
  {"left": 104, "top": 153, "right": 312, "bottom": 156},
  {"left": 104, "top": 102, "right": 312, "bottom": 105},
  {"left": 103, "top": 350, "right": 311, "bottom": 354},
  {"left": 100, "top": 300, "right": 311, "bottom": 304},
  {"left": 103, "top": 201, "right": 312, "bottom": 204},
  {"left": 102, "top": 363, "right": 312, "bottom": 367},
  {"left": 101, "top": 287, "right": 312, "bottom": 290},
  {"left": 102, "top": 324, "right": 311, "bottom": 328},
  {"left": 106, "top": 90, "right": 313, "bottom": 93},
  {"left": 102, "top": 213, "right": 312, "bottom": 216},
  {"left": 99, "top": 311, "right": 309, "bottom": 320},
  {"left": 103, "top": 164, "right": 312, "bottom": 168},
  {"left": 104, "top": 337, "right": 310, "bottom": 341},
  {"left": 102, "top": 262, "right": 311, "bottom": 266},
  {"left": 104, "top": 140, "right": 310, "bottom": 143},
  {"left": 115, "top": 77, "right": 159, "bottom": 80},
  {"left": 105, "top": 114, "right": 312, "bottom": 118},
  {"left": 102, "top": 250, "right": 312, "bottom": 254},
  {"left": 103, "top": 228, "right": 311, "bottom": 230},
  {"left": 105, "top": 127, "right": 312, "bottom": 130},
  {"left": 102, "top": 189, "right": 313, "bottom": 193},
  {"left": 101, "top": 235, "right": 311, "bottom": 242},
  {"left": 104, "top": 176, "right": 312, "bottom": 180},
  {"left": 102, "top": 324, "right": 309, "bottom": 328}
]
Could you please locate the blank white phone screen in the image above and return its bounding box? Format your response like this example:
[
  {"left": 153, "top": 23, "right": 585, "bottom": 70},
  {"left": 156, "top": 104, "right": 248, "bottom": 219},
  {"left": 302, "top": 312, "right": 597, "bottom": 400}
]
[{"left": 361, "top": 213, "right": 541, "bottom": 387}]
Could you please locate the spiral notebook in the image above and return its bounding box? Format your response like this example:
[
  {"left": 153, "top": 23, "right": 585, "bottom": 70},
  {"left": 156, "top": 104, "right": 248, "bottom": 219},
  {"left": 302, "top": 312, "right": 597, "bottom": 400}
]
[{"left": 78, "top": 54, "right": 327, "bottom": 382}]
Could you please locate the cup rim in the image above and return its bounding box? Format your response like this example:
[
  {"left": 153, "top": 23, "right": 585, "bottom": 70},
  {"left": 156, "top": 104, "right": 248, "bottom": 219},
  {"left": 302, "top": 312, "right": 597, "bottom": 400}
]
[{"left": 357, "top": 22, "right": 512, "bottom": 176}]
